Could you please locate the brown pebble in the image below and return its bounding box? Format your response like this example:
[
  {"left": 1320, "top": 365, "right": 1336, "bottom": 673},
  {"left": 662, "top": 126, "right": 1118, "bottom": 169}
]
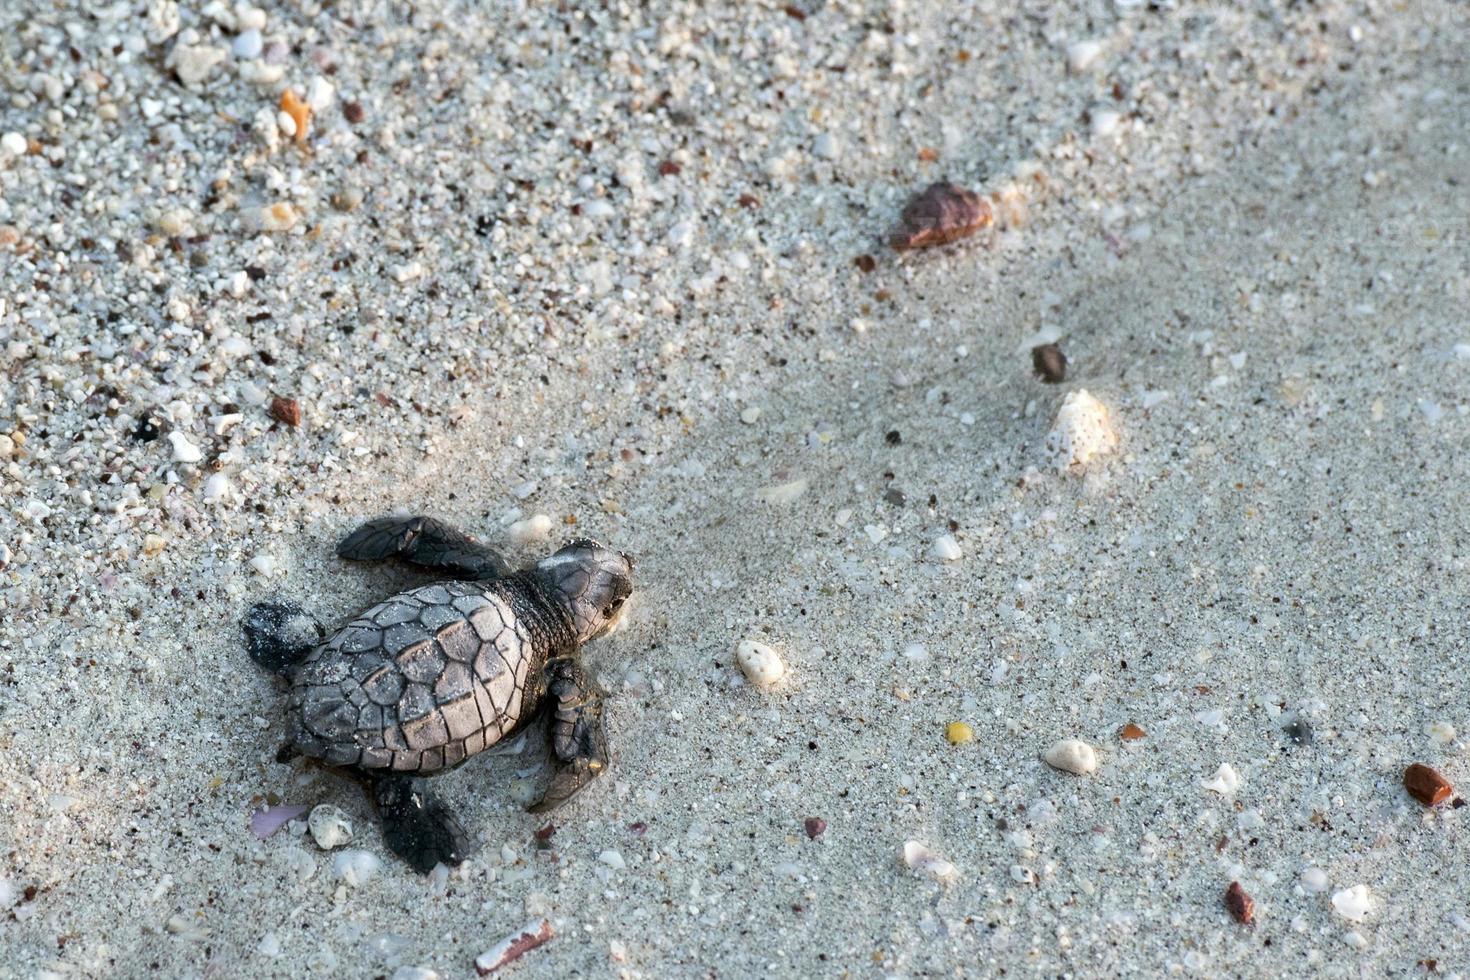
[
  {"left": 1224, "top": 881, "right": 1254, "bottom": 925},
  {"left": 1404, "top": 762, "right": 1453, "bottom": 806},
  {"left": 342, "top": 100, "right": 365, "bottom": 124},
  {"left": 803, "top": 817, "right": 826, "bottom": 839},
  {"left": 853, "top": 254, "right": 876, "bottom": 273},
  {"left": 737, "top": 193, "right": 760, "bottom": 209},
  {"left": 1118, "top": 723, "right": 1146, "bottom": 741},
  {"left": 268, "top": 396, "right": 302, "bottom": 428},
  {"left": 658, "top": 160, "right": 681, "bottom": 176},
  {"left": 889, "top": 182, "right": 993, "bottom": 250},
  {"left": 1032, "top": 344, "right": 1067, "bottom": 383}
]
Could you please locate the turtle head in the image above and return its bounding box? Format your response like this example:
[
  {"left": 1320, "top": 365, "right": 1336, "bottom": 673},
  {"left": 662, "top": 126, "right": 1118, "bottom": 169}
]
[{"left": 534, "top": 538, "right": 635, "bottom": 643}]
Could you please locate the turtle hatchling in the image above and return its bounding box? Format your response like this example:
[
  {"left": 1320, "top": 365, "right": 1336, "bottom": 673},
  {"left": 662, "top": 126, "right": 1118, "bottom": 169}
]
[{"left": 243, "top": 515, "right": 634, "bottom": 872}]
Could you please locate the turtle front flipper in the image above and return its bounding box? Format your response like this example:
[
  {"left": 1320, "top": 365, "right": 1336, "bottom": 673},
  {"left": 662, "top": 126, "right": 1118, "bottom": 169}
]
[
  {"left": 243, "top": 600, "right": 324, "bottom": 675},
  {"left": 528, "top": 659, "right": 609, "bottom": 814},
  {"left": 370, "top": 774, "right": 473, "bottom": 874},
  {"left": 337, "top": 515, "right": 511, "bottom": 580}
]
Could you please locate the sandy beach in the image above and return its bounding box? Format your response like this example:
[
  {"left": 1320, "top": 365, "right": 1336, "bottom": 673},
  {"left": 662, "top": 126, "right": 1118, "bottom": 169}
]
[{"left": 3, "top": 0, "right": 1469, "bottom": 976}]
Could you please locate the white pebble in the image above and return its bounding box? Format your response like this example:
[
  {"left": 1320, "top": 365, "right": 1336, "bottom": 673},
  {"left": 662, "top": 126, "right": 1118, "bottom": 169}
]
[
  {"left": 1042, "top": 739, "right": 1098, "bottom": 775},
  {"left": 248, "top": 203, "right": 299, "bottom": 233},
  {"left": 901, "top": 840, "right": 957, "bottom": 883},
  {"left": 168, "top": 43, "right": 227, "bottom": 87},
  {"left": 201, "top": 472, "right": 230, "bottom": 504},
  {"left": 168, "top": 431, "right": 203, "bottom": 463},
  {"left": 757, "top": 478, "right": 808, "bottom": 505},
  {"left": 1091, "top": 109, "right": 1123, "bottom": 138},
  {"left": 1045, "top": 389, "right": 1118, "bottom": 471},
  {"left": 598, "top": 849, "right": 626, "bottom": 871},
  {"left": 1343, "top": 930, "right": 1367, "bottom": 950},
  {"left": 257, "top": 932, "right": 282, "bottom": 957},
  {"left": 864, "top": 524, "right": 887, "bottom": 544},
  {"left": 1067, "top": 40, "right": 1104, "bottom": 73},
  {"left": 330, "top": 848, "right": 380, "bottom": 885},
  {"left": 308, "top": 804, "right": 354, "bottom": 850},
  {"left": 232, "top": 29, "right": 262, "bottom": 59},
  {"left": 0, "top": 132, "right": 25, "bottom": 157},
  {"left": 739, "top": 407, "right": 761, "bottom": 424},
  {"left": 390, "top": 969, "right": 440, "bottom": 980},
  {"left": 1331, "top": 885, "right": 1373, "bottom": 922},
  {"left": 249, "top": 554, "right": 276, "bottom": 576},
  {"left": 507, "top": 514, "right": 552, "bottom": 547},
  {"left": 1300, "top": 867, "right": 1329, "bottom": 893},
  {"left": 306, "top": 76, "right": 337, "bottom": 113},
  {"left": 930, "top": 534, "right": 962, "bottom": 562},
  {"left": 812, "top": 132, "right": 839, "bottom": 159},
  {"left": 1427, "top": 721, "right": 1456, "bottom": 745},
  {"left": 157, "top": 208, "right": 193, "bottom": 236},
  {"left": 236, "top": 5, "right": 267, "bottom": 30},
  {"left": 1201, "top": 763, "right": 1241, "bottom": 795},
  {"left": 735, "top": 639, "right": 785, "bottom": 689}
]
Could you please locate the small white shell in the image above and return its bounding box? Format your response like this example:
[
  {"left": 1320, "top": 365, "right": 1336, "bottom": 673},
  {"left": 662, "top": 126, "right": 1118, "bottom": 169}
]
[
  {"left": 930, "top": 534, "right": 962, "bottom": 562},
  {"left": 507, "top": 513, "right": 552, "bottom": 547},
  {"left": 168, "top": 431, "right": 203, "bottom": 463},
  {"left": 902, "top": 840, "right": 957, "bottom": 883},
  {"left": 1330, "top": 885, "right": 1373, "bottom": 922},
  {"left": 308, "top": 804, "right": 353, "bottom": 850},
  {"left": 1042, "top": 738, "right": 1098, "bottom": 775},
  {"left": 1045, "top": 389, "right": 1118, "bottom": 472},
  {"left": 1201, "top": 763, "right": 1241, "bottom": 795},
  {"left": 735, "top": 639, "right": 786, "bottom": 689},
  {"left": 330, "top": 848, "right": 381, "bottom": 886}
]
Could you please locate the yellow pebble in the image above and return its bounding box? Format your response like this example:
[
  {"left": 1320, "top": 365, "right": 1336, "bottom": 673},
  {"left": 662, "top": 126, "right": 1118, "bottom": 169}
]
[{"left": 946, "top": 721, "right": 974, "bottom": 745}]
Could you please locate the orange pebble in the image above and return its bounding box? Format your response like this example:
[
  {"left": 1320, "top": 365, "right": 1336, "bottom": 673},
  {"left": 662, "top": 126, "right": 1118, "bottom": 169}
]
[{"left": 279, "top": 89, "right": 310, "bottom": 143}]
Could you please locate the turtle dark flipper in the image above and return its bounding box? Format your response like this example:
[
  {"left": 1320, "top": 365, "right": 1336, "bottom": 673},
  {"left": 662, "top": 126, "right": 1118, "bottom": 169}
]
[
  {"left": 243, "top": 601, "right": 325, "bottom": 675},
  {"left": 371, "top": 774, "right": 473, "bottom": 874},
  {"left": 528, "top": 659, "right": 609, "bottom": 814},
  {"left": 337, "top": 516, "right": 511, "bottom": 579}
]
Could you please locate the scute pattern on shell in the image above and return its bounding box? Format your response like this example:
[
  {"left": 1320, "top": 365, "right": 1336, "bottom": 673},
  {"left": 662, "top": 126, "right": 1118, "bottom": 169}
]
[{"left": 287, "top": 582, "right": 539, "bottom": 773}]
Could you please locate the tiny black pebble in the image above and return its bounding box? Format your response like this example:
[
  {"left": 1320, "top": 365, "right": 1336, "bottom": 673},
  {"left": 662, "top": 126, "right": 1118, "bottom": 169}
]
[
  {"left": 883, "top": 487, "right": 906, "bottom": 507},
  {"left": 885, "top": 429, "right": 902, "bottom": 445},
  {"left": 1282, "top": 719, "right": 1313, "bottom": 746},
  {"left": 1031, "top": 343, "right": 1067, "bottom": 383}
]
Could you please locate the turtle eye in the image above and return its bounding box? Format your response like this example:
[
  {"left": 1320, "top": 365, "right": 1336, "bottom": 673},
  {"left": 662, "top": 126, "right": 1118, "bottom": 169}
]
[{"left": 604, "top": 597, "right": 625, "bottom": 618}]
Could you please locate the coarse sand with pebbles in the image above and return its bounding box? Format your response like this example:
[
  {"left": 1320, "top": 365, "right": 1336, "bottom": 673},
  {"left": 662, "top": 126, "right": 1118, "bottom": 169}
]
[{"left": 3, "top": 1, "right": 1470, "bottom": 977}]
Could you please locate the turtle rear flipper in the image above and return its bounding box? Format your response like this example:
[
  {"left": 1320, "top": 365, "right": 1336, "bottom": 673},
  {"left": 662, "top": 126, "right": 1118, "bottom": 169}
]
[
  {"left": 243, "top": 601, "right": 324, "bottom": 675},
  {"left": 371, "top": 774, "right": 472, "bottom": 874},
  {"left": 337, "top": 516, "right": 510, "bottom": 580}
]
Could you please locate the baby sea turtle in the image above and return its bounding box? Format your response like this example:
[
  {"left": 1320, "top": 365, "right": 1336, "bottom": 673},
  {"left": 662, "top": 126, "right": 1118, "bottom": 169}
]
[{"left": 242, "top": 515, "right": 634, "bottom": 873}]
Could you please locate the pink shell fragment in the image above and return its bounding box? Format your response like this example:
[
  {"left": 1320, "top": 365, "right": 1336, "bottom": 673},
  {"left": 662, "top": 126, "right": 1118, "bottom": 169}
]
[
  {"left": 889, "top": 182, "right": 993, "bottom": 249},
  {"left": 249, "top": 803, "right": 308, "bottom": 839},
  {"left": 475, "top": 919, "right": 554, "bottom": 975}
]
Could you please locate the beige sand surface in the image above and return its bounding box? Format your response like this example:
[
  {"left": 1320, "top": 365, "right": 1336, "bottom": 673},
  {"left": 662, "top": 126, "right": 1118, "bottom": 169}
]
[{"left": 3, "top": 1, "right": 1468, "bottom": 976}]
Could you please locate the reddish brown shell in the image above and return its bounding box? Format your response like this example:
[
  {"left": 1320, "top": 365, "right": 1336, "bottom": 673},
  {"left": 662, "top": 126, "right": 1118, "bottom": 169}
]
[{"left": 890, "top": 182, "right": 993, "bottom": 249}]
